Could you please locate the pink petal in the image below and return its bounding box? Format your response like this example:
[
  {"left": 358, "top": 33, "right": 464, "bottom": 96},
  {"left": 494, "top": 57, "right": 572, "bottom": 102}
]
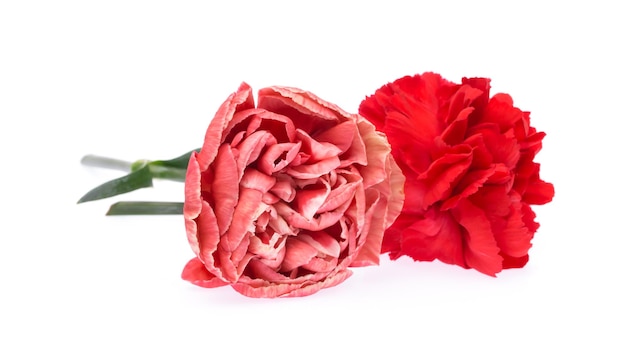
[
  {"left": 183, "top": 152, "right": 202, "bottom": 220},
  {"left": 293, "top": 181, "right": 331, "bottom": 220},
  {"left": 195, "top": 201, "right": 224, "bottom": 280},
  {"left": 303, "top": 256, "right": 338, "bottom": 273},
  {"left": 254, "top": 109, "right": 297, "bottom": 143},
  {"left": 270, "top": 175, "right": 297, "bottom": 202},
  {"left": 296, "top": 128, "right": 343, "bottom": 161},
  {"left": 257, "top": 142, "right": 302, "bottom": 175},
  {"left": 248, "top": 233, "right": 286, "bottom": 261},
  {"left": 239, "top": 168, "right": 276, "bottom": 193},
  {"left": 232, "top": 267, "right": 352, "bottom": 298},
  {"left": 220, "top": 187, "right": 263, "bottom": 252},
  {"left": 212, "top": 145, "right": 240, "bottom": 236},
  {"left": 350, "top": 190, "right": 384, "bottom": 267},
  {"left": 384, "top": 156, "right": 406, "bottom": 229},
  {"left": 318, "top": 171, "right": 361, "bottom": 213},
  {"left": 297, "top": 231, "right": 341, "bottom": 258},
  {"left": 258, "top": 86, "right": 344, "bottom": 134},
  {"left": 286, "top": 156, "right": 341, "bottom": 179},
  {"left": 281, "top": 238, "right": 319, "bottom": 272},
  {"left": 276, "top": 200, "right": 349, "bottom": 231},
  {"left": 181, "top": 258, "right": 230, "bottom": 288},
  {"left": 234, "top": 130, "right": 276, "bottom": 178},
  {"left": 313, "top": 120, "right": 356, "bottom": 154},
  {"left": 355, "top": 118, "right": 392, "bottom": 188},
  {"left": 197, "top": 82, "right": 255, "bottom": 170},
  {"left": 337, "top": 119, "right": 368, "bottom": 167}
]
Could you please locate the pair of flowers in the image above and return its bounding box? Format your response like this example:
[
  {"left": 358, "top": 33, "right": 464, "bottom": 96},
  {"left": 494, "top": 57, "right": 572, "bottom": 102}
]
[{"left": 178, "top": 72, "right": 554, "bottom": 298}]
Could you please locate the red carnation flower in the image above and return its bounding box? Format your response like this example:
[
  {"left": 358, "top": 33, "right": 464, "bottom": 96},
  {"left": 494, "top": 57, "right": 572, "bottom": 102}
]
[{"left": 359, "top": 72, "right": 554, "bottom": 276}]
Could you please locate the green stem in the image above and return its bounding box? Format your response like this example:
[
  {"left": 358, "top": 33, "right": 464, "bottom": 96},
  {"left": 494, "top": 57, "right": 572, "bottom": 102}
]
[
  {"left": 81, "top": 154, "right": 133, "bottom": 172},
  {"left": 148, "top": 165, "right": 188, "bottom": 182}
]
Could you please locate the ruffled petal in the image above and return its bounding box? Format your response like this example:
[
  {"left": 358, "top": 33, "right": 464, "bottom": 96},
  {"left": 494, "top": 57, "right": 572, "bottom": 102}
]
[
  {"left": 197, "top": 82, "right": 255, "bottom": 170},
  {"left": 297, "top": 231, "right": 341, "bottom": 258},
  {"left": 293, "top": 181, "right": 331, "bottom": 221},
  {"left": 418, "top": 145, "right": 473, "bottom": 208},
  {"left": 452, "top": 199, "right": 503, "bottom": 276},
  {"left": 232, "top": 268, "right": 352, "bottom": 298},
  {"left": 280, "top": 238, "right": 319, "bottom": 272},
  {"left": 212, "top": 145, "right": 240, "bottom": 236},
  {"left": 286, "top": 156, "right": 341, "bottom": 179},
  {"left": 181, "top": 258, "right": 230, "bottom": 288}
]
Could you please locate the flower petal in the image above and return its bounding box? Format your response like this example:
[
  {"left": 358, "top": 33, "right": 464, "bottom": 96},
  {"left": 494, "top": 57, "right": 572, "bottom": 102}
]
[
  {"left": 281, "top": 238, "right": 319, "bottom": 272},
  {"left": 232, "top": 268, "right": 352, "bottom": 298},
  {"left": 297, "top": 230, "right": 341, "bottom": 258},
  {"left": 452, "top": 199, "right": 503, "bottom": 276},
  {"left": 212, "top": 145, "right": 240, "bottom": 236},
  {"left": 197, "top": 82, "right": 255, "bottom": 170},
  {"left": 293, "top": 181, "right": 331, "bottom": 221},
  {"left": 181, "top": 258, "right": 230, "bottom": 288},
  {"left": 418, "top": 145, "right": 473, "bottom": 208},
  {"left": 286, "top": 156, "right": 341, "bottom": 179},
  {"left": 313, "top": 120, "right": 356, "bottom": 154}
]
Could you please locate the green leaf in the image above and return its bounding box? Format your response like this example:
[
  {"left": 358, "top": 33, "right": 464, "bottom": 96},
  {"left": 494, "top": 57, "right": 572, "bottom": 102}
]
[
  {"left": 78, "top": 149, "right": 200, "bottom": 206},
  {"left": 77, "top": 163, "right": 153, "bottom": 204},
  {"left": 106, "top": 201, "right": 184, "bottom": 215}
]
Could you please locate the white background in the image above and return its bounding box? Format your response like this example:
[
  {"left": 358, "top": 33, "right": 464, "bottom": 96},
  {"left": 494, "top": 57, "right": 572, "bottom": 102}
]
[{"left": 1, "top": 1, "right": 623, "bottom": 355}]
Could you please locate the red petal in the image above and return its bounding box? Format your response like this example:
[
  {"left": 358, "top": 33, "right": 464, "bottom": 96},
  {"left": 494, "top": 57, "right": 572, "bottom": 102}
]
[
  {"left": 494, "top": 198, "right": 533, "bottom": 258},
  {"left": 418, "top": 145, "right": 473, "bottom": 208},
  {"left": 452, "top": 199, "right": 503, "bottom": 276},
  {"left": 480, "top": 94, "right": 523, "bottom": 130},
  {"left": 444, "top": 84, "right": 483, "bottom": 126},
  {"left": 501, "top": 254, "right": 529, "bottom": 269},
  {"left": 441, "top": 166, "right": 497, "bottom": 211},
  {"left": 400, "top": 209, "right": 465, "bottom": 267},
  {"left": 523, "top": 178, "right": 555, "bottom": 205}
]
